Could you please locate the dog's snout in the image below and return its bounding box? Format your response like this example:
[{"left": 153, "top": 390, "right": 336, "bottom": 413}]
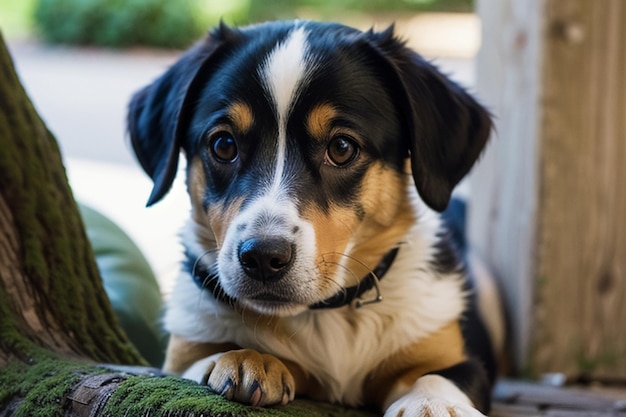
[{"left": 238, "top": 238, "right": 293, "bottom": 283}]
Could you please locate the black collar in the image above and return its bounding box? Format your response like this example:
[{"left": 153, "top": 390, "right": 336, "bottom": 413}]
[{"left": 191, "top": 247, "right": 399, "bottom": 310}]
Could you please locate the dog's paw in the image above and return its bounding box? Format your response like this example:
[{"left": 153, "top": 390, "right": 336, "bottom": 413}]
[
  {"left": 182, "top": 349, "right": 295, "bottom": 407},
  {"left": 384, "top": 396, "right": 486, "bottom": 417},
  {"left": 383, "top": 375, "right": 487, "bottom": 417}
]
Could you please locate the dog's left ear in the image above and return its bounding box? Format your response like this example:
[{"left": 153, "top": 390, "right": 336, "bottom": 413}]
[
  {"left": 128, "top": 23, "right": 235, "bottom": 206},
  {"left": 365, "top": 28, "right": 492, "bottom": 212}
]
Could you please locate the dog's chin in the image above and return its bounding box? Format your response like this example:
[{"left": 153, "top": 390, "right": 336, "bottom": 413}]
[{"left": 240, "top": 298, "right": 309, "bottom": 317}]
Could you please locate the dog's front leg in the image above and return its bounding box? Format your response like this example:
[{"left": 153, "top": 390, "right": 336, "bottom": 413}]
[
  {"left": 183, "top": 349, "right": 296, "bottom": 407},
  {"left": 383, "top": 360, "right": 490, "bottom": 417}
]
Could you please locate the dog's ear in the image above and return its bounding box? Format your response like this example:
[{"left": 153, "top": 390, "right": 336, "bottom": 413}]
[
  {"left": 128, "top": 23, "right": 234, "bottom": 206},
  {"left": 365, "top": 27, "right": 492, "bottom": 212}
]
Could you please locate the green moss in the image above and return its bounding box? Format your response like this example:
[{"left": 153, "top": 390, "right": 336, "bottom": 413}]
[
  {"left": 104, "top": 375, "right": 377, "bottom": 417},
  {"left": 0, "top": 356, "right": 376, "bottom": 417},
  {"left": 0, "top": 270, "right": 46, "bottom": 362},
  {"left": 0, "top": 33, "right": 145, "bottom": 366},
  {"left": 0, "top": 355, "right": 106, "bottom": 417},
  {"left": 576, "top": 348, "right": 618, "bottom": 375}
]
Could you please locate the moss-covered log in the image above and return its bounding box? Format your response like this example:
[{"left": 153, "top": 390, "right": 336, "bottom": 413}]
[{"left": 0, "top": 34, "right": 374, "bottom": 417}]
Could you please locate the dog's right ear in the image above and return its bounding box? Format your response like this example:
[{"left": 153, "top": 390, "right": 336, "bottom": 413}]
[{"left": 128, "top": 24, "right": 234, "bottom": 206}]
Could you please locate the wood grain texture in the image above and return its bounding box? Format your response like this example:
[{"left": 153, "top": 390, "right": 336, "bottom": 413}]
[
  {"left": 533, "top": 0, "right": 626, "bottom": 379},
  {"left": 469, "top": 0, "right": 545, "bottom": 373},
  {"left": 471, "top": 0, "right": 626, "bottom": 379}
]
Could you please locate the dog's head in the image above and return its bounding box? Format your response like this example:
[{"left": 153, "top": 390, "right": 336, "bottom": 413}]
[{"left": 128, "top": 21, "right": 491, "bottom": 316}]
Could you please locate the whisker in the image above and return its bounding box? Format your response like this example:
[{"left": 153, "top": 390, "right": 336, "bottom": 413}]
[
  {"left": 318, "top": 251, "right": 390, "bottom": 308},
  {"left": 189, "top": 247, "right": 240, "bottom": 320},
  {"left": 252, "top": 312, "right": 265, "bottom": 345},
  {"left": 200, "top": 273, "right": 219, "bottom": 290},
  {"left": 191, "top": 248, "right": 219, "bottom": 281},
  {"left": 287, "top": 317, "right": 308, "bottom": 341},
  {"left": 320, "top": 260, "right": 359, "bottom": 292},
  {"left": 238, "top": 300, "right": 248, "bottom": 326},
  {"left": 321, "top": 251, "right": 376, "bottom": 286}
]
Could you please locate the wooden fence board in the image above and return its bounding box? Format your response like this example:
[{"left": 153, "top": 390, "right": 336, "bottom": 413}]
[
  {"left": 532, "top": 0, "right": 626, "bottom": 380},
  {"left": 471, "top": 0, "right": 626, "bottom": 379}
]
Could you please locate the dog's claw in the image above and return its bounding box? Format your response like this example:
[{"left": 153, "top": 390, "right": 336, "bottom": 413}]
[
  {"left": 198, "top": 349, "right": 295, "bottom": 407},
  {"left": 220, "top": 377, "right": 234, "bottom": 400},
  {"left": 250, "top": 381, "right": 262, "bottom": 407}
]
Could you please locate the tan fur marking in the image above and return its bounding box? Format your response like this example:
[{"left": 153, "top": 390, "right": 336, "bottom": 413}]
[
  {"left": 188, "top": 157, "right": 206, "bottom": 221},
  {"left": 302, "top": 204, "right": 360, "bottom": 290},
  {"left": 359, "top": 162, "right": 411, "bottom": 227},
  {"left": 348, "top": 165, "right": 415, "bottom": 269},
  {"left": 208, "top": 197, "right": 244, "bottom": 247},
  {"left": 163, "top": 334, "right": 239, "bottom": 375},
  {"left": 307, "top": 104, "right": 337, "bottom": 141},
  {"left": 228, "top": 102, "right": 254, "bottom": 134},
  {"left": 188, "top": 157, "right": 244, "bottom": 247},
  {"left": 302, "top": 162, "right": 415, "bottom": 296},
  {"left": 188, "top": 157, "right": 220, "bottom": 249},
  {"left": 363, "top": 322, "right": 467, "bottom": 408}
]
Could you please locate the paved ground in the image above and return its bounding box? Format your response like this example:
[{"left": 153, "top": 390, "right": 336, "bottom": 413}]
[{"left": 5, "top": 13, "right": 477, "bottom": 291}]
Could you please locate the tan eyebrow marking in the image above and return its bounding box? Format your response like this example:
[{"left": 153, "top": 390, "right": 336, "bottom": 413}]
[
  {"left": 307, "top": 103, "right": 337, "bottom": 141},
  {"left": 228, "top": 102, "right": 254, "bottom": 134}
]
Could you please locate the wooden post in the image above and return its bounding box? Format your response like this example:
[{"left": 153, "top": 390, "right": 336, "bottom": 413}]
[{"left": 470, "top": 0, "right": 626, "bottom": 380}]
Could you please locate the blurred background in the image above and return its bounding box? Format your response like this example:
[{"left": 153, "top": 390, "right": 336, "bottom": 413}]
[{"left": 0, "top": 0, "right": 479, "bottom": 292}]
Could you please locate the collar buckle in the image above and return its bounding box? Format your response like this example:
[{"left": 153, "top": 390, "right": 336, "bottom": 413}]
[{"left": 351, "top": 271, "right": 383, "bottom": 308}]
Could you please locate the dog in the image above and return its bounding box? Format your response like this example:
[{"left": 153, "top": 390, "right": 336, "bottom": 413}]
[{"left": 128, "top": 20, "right": 503, "bottom": 417}]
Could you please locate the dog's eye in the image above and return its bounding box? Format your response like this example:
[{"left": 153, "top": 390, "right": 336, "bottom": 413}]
[
  {"left": 210, "top": 132, "right": 238, "bottom": 163},
  {"left": 326, "top": 135, "right": 359, "bottom": 167}
]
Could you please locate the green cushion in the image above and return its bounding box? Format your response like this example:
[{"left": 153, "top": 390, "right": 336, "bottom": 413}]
[{"left": 79, "top": 203, "right": 167, "bottom": 367}]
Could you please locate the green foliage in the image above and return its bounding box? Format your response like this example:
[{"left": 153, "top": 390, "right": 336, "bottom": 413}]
[
  {"left": 248, "top": 0, "right": 473, "bottom": 21},
  {"left": 31, "top": 0, "right": 472, "bottom": 49},
  {"left": 33, "top": 0, "right": 214, "bottom": 48},
  {"left": 0, "top": 0, "right": 38, "bottom": 38}
]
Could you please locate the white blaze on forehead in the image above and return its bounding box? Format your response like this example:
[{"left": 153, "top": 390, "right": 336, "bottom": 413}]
[
  {"left": 262, "top": 26, "right": 309, "bottom": 123},
  {"left": 260, "top": 25, "right": 310, "bottom": 197}
]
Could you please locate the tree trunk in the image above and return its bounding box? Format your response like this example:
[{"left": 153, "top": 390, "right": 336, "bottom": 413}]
[{"left": 0, "top": 34, "right": 372, "bottom": 417}]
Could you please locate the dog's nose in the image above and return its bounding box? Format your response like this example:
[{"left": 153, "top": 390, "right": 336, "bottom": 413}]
[{"left": 238, "top": 238, "right": 293, "bottom": 282}]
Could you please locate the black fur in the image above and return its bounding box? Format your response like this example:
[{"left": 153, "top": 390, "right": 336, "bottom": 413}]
[
  {"left": 441, "top": 197, "right": 497, "bottom": 385},
  {"left": 362, "top": 27, "right": 492, "bottom": 211},
  {"left": 428, "top": 359, "right": 492, "bottom": 414},
  {"left": 128, "top": 21, "right": 491, "bottom": 213}
]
